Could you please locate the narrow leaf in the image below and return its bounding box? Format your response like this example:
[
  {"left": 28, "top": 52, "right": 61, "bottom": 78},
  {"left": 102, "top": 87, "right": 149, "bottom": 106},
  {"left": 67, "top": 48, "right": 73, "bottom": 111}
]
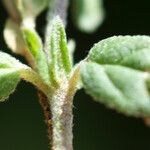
[
  {"left": 23, "top": 28, "right": 42, "bottom": 58},
  {"left": 47, "top": 16, "right": 72, "bottom": 84},
  {"left": 22, "top": 28, "right": 50, "bottom": 84}
]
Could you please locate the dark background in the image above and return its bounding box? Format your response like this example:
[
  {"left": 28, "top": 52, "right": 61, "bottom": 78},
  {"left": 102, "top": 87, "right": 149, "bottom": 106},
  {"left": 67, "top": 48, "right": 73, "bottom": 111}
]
[{"left": 0, "top": 0, "right": 150, "bottom": 149}]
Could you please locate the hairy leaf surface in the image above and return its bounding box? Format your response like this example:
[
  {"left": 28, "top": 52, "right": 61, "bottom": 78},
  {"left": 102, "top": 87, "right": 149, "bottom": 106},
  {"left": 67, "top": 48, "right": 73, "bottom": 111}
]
[
  {"left": 47, "top": 16, "right": 72, "bottom": 85},
  {"left": 22, "top": 28, "right": 50, "bottom": 84},
  {"left": 0, "top": 52, "right": 24, "bottom": 101},
  {"left": 0, "top": 69, "right": 20, "bottom": 101},
  {"left": 81, "top": 36, "right": 150, "bottom": 117}
]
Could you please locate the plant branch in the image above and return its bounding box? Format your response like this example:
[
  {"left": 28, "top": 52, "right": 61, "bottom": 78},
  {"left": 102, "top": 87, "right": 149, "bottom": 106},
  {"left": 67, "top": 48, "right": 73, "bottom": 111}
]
[{"left": 20, "top": 68, "right": 54, "bottom": 96}]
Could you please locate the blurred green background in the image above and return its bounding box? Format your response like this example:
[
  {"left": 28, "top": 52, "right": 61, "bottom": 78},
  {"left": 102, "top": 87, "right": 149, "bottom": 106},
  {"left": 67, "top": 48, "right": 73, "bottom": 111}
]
[{"left": 1, "top": 0, "right": 150, "bottom": 149}]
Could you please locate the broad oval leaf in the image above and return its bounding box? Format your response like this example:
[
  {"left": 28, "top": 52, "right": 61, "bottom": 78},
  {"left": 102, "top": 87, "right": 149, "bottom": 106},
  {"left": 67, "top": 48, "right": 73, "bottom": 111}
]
[
  {"left": 81, "top": 36, "right": 150, "bottom": 117},
  {"left": 88, "top": 36, "right": 150, "bottom": 70},
  {"left": 81, "top": 62, "right": 150, "bottom": 117}
]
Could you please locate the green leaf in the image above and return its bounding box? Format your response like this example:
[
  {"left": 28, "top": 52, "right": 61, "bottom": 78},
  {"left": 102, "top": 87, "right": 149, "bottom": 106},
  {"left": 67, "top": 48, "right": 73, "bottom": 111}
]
[
  {"left": 81, "top": 36, "right": 150, "bottom": 117},
  {"left": 0, "top": 51, "right": 52, "bottom": 100},
  {"left": 0, "top": 69, "right": 20, "bottom": 102},
  {"left": 88, "top": 36, "right": 150, "bottom": 70},
  {"left": 23, "top": 28, "right": 42, "bottom": 58},
  {"left": 22, "top": 28, "right": 50, "bottom": 84},
  {"left": 0, "top": 51, "right": 24, "bottom": 68},
  {"left": 47, "top": 16, "right": 72, "bottom": 85},
  {"left": 72, "top": 0, "right": 105, "bottom": 33},
  {"left": 81, "top": 62, "right": 150, "bottom": 117},
  {"left": 0, "top": 52, "right": 24, "bottom": 101},
  {"left": 4, "top": 19, "right": 27, "bottom": 55}
]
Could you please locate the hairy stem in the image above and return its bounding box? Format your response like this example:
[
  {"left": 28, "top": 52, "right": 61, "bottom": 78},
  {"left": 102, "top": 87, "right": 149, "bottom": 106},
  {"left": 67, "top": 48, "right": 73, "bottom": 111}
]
[
  {"left": 47, "top": 64, "right": 81, "bottom": 150},
  {"left": 43, "top": 1, "right": 72, "bottom": 149},
  {"left": 37, "top": 92, "right": 54, "bottom": 148},
  {"left": 48, "top": 80, "right": 74, "bottom": 150}
]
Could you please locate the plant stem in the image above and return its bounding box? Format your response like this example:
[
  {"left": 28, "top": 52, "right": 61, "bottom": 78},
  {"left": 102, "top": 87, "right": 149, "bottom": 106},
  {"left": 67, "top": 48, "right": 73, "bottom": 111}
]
[
  {"left": 47, "top": 80, "right": 73, "bottom": 150},
  {"left": 37, "top": 92, "right": 53, "bottom": 148},
  {"left": 46, "top": 64, "right": 81, "bottom": 150},
  {"left": 44, "top": 1, "right": 77, "bottom": 149}
]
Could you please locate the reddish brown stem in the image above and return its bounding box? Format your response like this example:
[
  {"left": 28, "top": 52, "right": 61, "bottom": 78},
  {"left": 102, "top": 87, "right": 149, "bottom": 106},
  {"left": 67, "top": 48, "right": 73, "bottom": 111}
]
[{"left": 38, "top": 92, "right": 54, "bottom": 150}]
